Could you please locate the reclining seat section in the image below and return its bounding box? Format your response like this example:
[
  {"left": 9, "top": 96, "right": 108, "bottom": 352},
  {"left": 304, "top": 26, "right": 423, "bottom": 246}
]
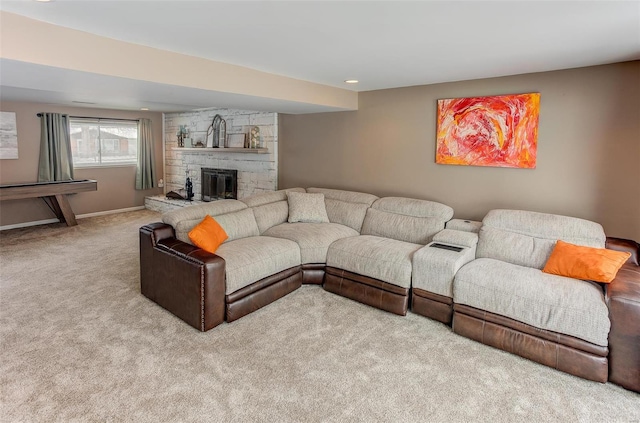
[
  {"left": 140, "top": 194, "right": 303, "bottom": 331},
  {"left": 260, "top": 187, "right": 378, "bottom": 284},
  {"left": 452, "top": 209, "right": 611, "bottom": 382},
  {"left": 325, "top": 197, "right": 454, "bottom": 315}
]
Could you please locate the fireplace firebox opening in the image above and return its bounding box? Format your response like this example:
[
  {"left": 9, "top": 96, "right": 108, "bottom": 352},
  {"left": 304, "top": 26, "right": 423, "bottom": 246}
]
[{"left": 201, "top": 168, "right": 237, "bottom": 201}]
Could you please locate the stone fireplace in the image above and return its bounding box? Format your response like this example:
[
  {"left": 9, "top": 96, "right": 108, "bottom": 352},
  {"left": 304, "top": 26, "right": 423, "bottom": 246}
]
[
  {"left": 163, "top": 108, "right": 278, "bottom": 200},
  {"left": 201, "top": 168, "right": 237, "bottom": 201}
]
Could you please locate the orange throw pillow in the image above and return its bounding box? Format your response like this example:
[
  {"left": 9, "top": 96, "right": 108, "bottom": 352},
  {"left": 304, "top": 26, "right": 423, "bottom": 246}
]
[
  {"left": 188, "top": 215, "right": 228, "bottom": 254},
  {"left": 543, "top": 240, "right": 631, "bottom": 283}
]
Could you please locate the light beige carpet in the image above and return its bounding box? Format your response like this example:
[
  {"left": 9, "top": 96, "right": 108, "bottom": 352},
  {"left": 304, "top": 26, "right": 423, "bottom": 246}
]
[{"left": 0, "top": 210, "right": 638, "bottom": 422}]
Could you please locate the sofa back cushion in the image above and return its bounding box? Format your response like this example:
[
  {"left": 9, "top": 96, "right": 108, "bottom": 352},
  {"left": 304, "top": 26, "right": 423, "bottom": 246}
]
[
  {"left": 307, "top": 187, "right": 378, "bottom": 232},
  {"left": 162, "top": 199, "right": 260, "bottom": 244},
  {"left": 162, "top": 200, "right": 246, "bottom": 242},
  {"left": 241, "top": 188, "right": 306, "bottom": 234},
  {"left": 361, "top": 197, "right": 454, "bottom": 244},
  {"left": 240, "top": 188, "right": 306, "bottom": 208},
  {"left": 214, "top": 208, "right": 260, "bottom": 242},
  {"left": 476, "top": 209, "right": 606, "bottom": 269}
]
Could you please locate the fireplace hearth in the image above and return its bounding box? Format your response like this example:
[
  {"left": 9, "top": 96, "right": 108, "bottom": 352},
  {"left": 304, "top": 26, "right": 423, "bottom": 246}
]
[{"left": 201, "top": 168, "right": 237, "bottom": 201}]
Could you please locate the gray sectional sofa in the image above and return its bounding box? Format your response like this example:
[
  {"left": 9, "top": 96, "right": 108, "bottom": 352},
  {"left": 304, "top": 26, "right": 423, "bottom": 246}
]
[{"left": 139, "top": 187, "right": 640, "bottom": 392}]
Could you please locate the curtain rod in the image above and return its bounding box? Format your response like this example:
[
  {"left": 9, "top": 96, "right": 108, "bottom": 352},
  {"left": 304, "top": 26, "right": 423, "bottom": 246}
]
[{"left": 36, "top": 113, "right": 139, "bottom": 122}]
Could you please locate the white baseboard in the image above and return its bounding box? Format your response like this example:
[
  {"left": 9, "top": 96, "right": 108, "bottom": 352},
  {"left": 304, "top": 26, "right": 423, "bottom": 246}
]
[
  {"left": 1, "top": 206, "right": 146, "bottom": 231},
  {"left": 0, "top": 218, "right": 60, "bottom": 231},
  {"left": 76, "top": 206, "right": 145, "bottom": 219}
]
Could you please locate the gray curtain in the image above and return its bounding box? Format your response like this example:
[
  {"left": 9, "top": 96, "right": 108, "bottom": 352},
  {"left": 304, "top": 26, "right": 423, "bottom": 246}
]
[
  {"left": 38, "top": 113, "right": 74, "bottom": 182},
  {"left": 136, "top": 118, "right": 156, "bottom": 190}
]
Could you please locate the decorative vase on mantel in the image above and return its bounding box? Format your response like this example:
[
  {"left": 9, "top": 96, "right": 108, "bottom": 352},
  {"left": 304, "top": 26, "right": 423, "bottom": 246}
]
[
  {"left": 176, "top": 125, "right": 188, "bottom": 148},
  {"left": 250, "top": 126, "right": 261, "bottom": 149}
]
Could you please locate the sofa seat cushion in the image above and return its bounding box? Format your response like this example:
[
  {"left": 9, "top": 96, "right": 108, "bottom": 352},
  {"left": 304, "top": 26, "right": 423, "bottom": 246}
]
[
  {"left": 326, "top": 235, "right": 422, "bottom": 288},
  {"left": 453, "top": 258, "right": 611, "bottom": 346},
  {"left": 215, "top": 236, "right": 301, "bottom": 295},
  {"left": 263, "top": 223, "right": 358, "bottom": 264}
]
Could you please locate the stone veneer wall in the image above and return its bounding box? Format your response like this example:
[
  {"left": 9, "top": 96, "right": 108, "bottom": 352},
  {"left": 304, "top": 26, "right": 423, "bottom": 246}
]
[{"left": 164, "top": 108, "right": 278, "bottom": 200}]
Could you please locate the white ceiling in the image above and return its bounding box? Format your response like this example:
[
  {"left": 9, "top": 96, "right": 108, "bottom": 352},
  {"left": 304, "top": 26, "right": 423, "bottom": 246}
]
[{"left": 1, "top": 0, "right": 639, "bottom": 113}]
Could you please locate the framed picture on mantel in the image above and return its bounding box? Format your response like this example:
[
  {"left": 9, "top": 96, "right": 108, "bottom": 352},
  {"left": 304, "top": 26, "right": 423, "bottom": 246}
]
[{"left": 226, "top": 133, "right": 246, "bottom": 148}]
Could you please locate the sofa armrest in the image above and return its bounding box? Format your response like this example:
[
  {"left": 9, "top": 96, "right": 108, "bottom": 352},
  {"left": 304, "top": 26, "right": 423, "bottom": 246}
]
[
  {"left": 141, "top": 222, "right": 176, "bottom": 244},
  {"left": 432, "top": 228, "right": 479, "bottom": 248},
  {"left": 140, "top": 223, "right": 226, "bottom": 331},
  {"left": 606, "top": 237, "right": 639, "bottom": 266},
  {"left": 445, "top": 219, "right": 482, "bottom": 233},
  {"left": 604, "top": 237, "right": 640, "bottom": 392}
]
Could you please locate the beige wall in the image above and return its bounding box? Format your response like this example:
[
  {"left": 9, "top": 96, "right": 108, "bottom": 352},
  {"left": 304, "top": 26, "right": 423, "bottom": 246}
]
[
  {"left": 279, "top": 61, "right": 640, "bottom": 240},
  {"left": 0, "top": 102, "right": 164, "bottom": 227}
]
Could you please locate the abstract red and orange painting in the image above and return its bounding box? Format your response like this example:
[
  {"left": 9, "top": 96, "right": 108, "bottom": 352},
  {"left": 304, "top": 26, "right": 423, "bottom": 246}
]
[{"left": 436, "top": 93, "right": 540, "bottom": 168}]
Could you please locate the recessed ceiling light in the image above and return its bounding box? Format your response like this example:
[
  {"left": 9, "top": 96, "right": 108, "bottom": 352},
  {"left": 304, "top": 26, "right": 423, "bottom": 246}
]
[
  {"left": 344, "top": 79, "right": 359, "bottom": 84},
  {"left": 140, "top": 108, "right": 149, "bottom": 111},
  {"left": 35, "top": 0, "right": 53, "bottom": 2}
]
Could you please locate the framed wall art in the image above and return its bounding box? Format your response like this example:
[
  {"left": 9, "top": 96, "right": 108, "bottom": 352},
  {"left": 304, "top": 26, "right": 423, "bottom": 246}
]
[
  {"left": 436, "top": 93, "right": 540, "bottom": 168},
  {"left": 0, "top": 111, "right": 18, "bottom": 159}
]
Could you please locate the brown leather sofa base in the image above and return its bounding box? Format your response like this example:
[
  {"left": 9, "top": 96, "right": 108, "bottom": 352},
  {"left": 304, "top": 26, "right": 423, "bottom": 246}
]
[
  {"left": 411, "top": 288, "right": 453, "bottom": 325},
  {"left": 140, "top": 223, "right": 226, "bottom": 332},
  {"left": 302, "top": 263, "right": 325, "bottom": 285},
  {"left": 605, "top": 237, "right": 640, "bottom": 393},
  {"left": 226, "top": 266, "right": 302, "bottom": 322},
  {"left": 453, "top": 305, "right": 609, "bottom": 383},
  {"left": 323, "top": 266, "right": 409, "bottom": 315}
]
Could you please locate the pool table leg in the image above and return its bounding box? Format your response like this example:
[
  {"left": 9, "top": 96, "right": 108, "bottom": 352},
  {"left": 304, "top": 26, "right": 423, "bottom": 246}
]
[{"left": 44, "top": 194, "right": 78, "bottom": 226}]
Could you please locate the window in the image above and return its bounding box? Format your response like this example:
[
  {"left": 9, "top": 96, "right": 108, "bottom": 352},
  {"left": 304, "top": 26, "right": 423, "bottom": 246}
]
[{"left": 70, "top": 118, "right": 138, "bottom": 167}]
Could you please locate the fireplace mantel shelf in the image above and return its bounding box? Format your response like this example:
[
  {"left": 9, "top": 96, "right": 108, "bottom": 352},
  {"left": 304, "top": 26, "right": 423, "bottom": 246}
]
[{"left": 171, "top": 147, "right": 269, "bottom": 154}]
